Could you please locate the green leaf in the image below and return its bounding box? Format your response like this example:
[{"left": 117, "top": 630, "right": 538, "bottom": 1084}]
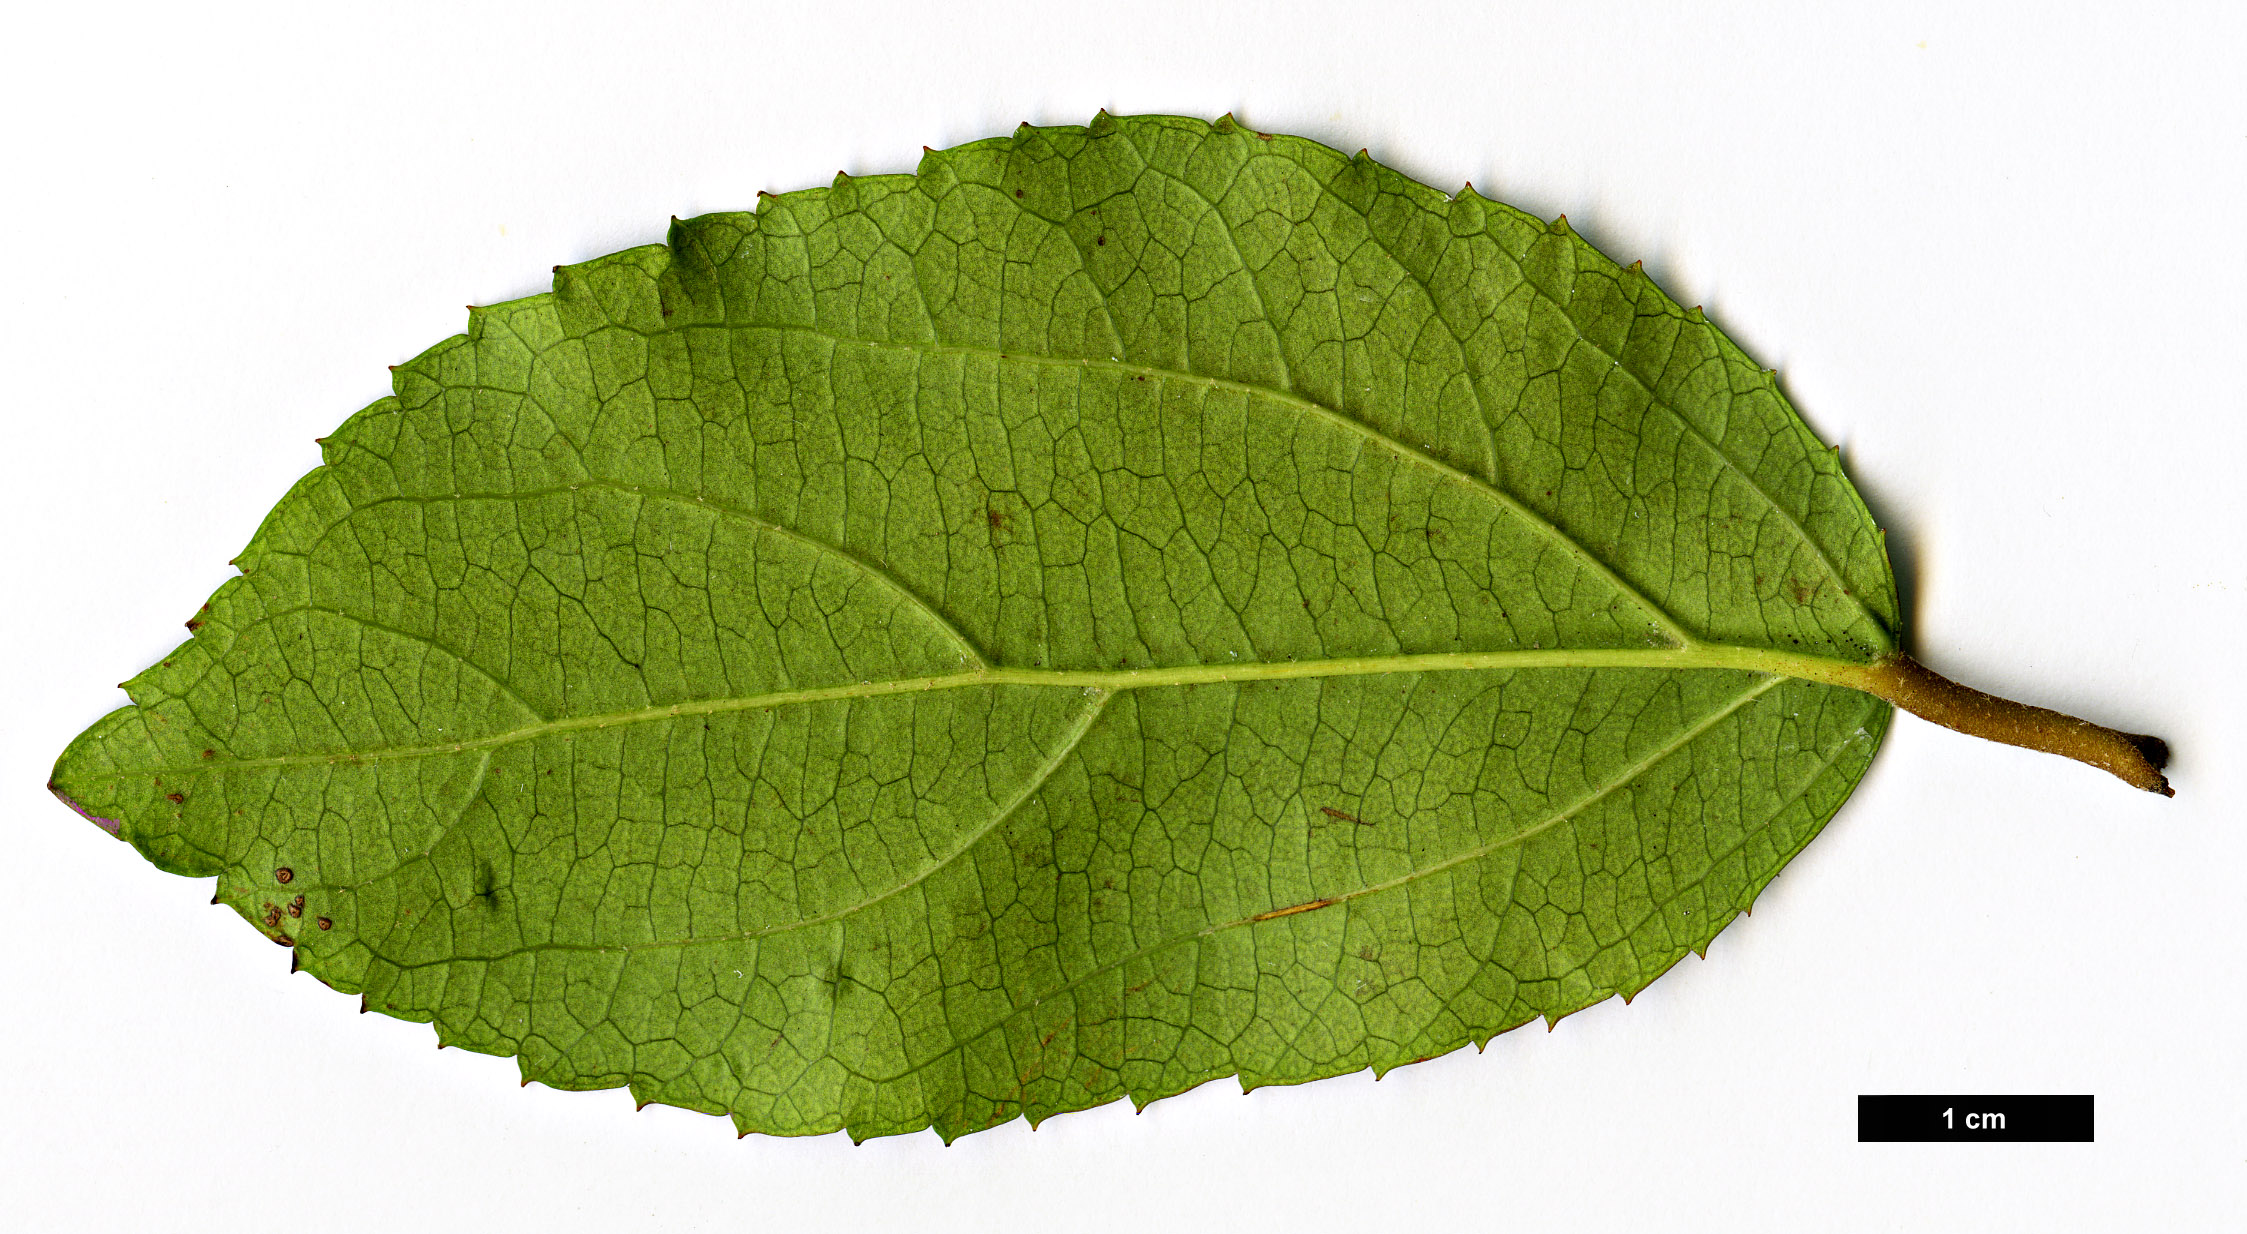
[{"left": 54, "top": 114, "right": 1907, "bottom": 1142}]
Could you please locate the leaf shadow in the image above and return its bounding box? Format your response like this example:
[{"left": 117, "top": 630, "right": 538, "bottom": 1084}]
[{"left": 1824, "top": 422, "right": 1923, "bottom": 652}]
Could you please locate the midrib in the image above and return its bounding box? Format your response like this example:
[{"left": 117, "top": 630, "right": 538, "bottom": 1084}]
[{"left": 132, "top": 644, "right": 1878, "bottom": 776}]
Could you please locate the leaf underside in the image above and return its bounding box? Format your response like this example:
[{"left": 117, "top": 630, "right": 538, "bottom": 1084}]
[{"left": 54, "top": 115, "right": 1898, "bottom": 1142}]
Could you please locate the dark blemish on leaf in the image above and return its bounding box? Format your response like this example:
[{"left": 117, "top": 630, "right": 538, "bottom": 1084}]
[
  {"left": 273, "top": 934, "right": 293, "bottom": 947},
  {"left": 316, "top": 916, "right": 332, "bottom": 930},
  {"left": 1096, "top": 236, "right": 1105, "bottom": 245},
  {"left": 166, "top": 792, "right": 185, "bottom": 804},
  {"left": 288, "top": 895, "right": 304, "bottom": 918},
  {"left": 275, "top": 867, "right": 293, "bottom": 884},
  {"left": 1014, "top": 189, "right": 1023, "bottom": 198},
  {"left": 1319, "top": 806, "right": 1365, "bottom": 824},
  {"left": 201, "top": 749, "right": 214, "bottom": 759}
]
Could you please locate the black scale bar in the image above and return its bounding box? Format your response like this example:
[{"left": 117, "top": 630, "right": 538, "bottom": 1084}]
[{"left": 1858, "top": 1094, "right": 2093, "bottom": 1142}]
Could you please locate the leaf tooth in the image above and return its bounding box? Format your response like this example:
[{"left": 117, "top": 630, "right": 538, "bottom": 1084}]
[{"left": 1213, "top": 112, "right": 1239, "bottom": 134}]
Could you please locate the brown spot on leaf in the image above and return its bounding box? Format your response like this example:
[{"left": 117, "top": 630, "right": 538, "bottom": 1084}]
[
  {"left": 201, "top": 749, "right": 214, "bottom": 760},
  {"left": 275, "top": 867, "right": 293, "bottom": 884},
  {"left": 165, "top": 792, "right": 185, "bottom": 804},
  {"left": 1251, "top": 897, "right": 1336, "bottom": 922},
  {"left": 288, "top": 895, "right": 304, "bottom": 918},
  {"left": 316, "top": 916, "right": 333, "bottom": 930},
  {"left": 1014, "top": 188, "right": 1023, "bottom": 198},
  {"left": 1319, "top": 806, "right": 1365, "bottom": 824}
]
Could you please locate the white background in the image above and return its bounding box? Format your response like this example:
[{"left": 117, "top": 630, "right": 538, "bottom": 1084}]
[{"left": 4, "top": 2, "right": 2242, "bottom": 1229}]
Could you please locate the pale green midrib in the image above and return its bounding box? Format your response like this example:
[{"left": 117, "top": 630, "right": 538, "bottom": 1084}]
[
  {"left": 115, "top": 645, "right": 1876, "bottom": 778},
  {"left": 381, "top": 674, "right": 1784, "bottom": 977},
  {"left": 733, "top": 321, "right": 1697, "bottom": 646}
]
